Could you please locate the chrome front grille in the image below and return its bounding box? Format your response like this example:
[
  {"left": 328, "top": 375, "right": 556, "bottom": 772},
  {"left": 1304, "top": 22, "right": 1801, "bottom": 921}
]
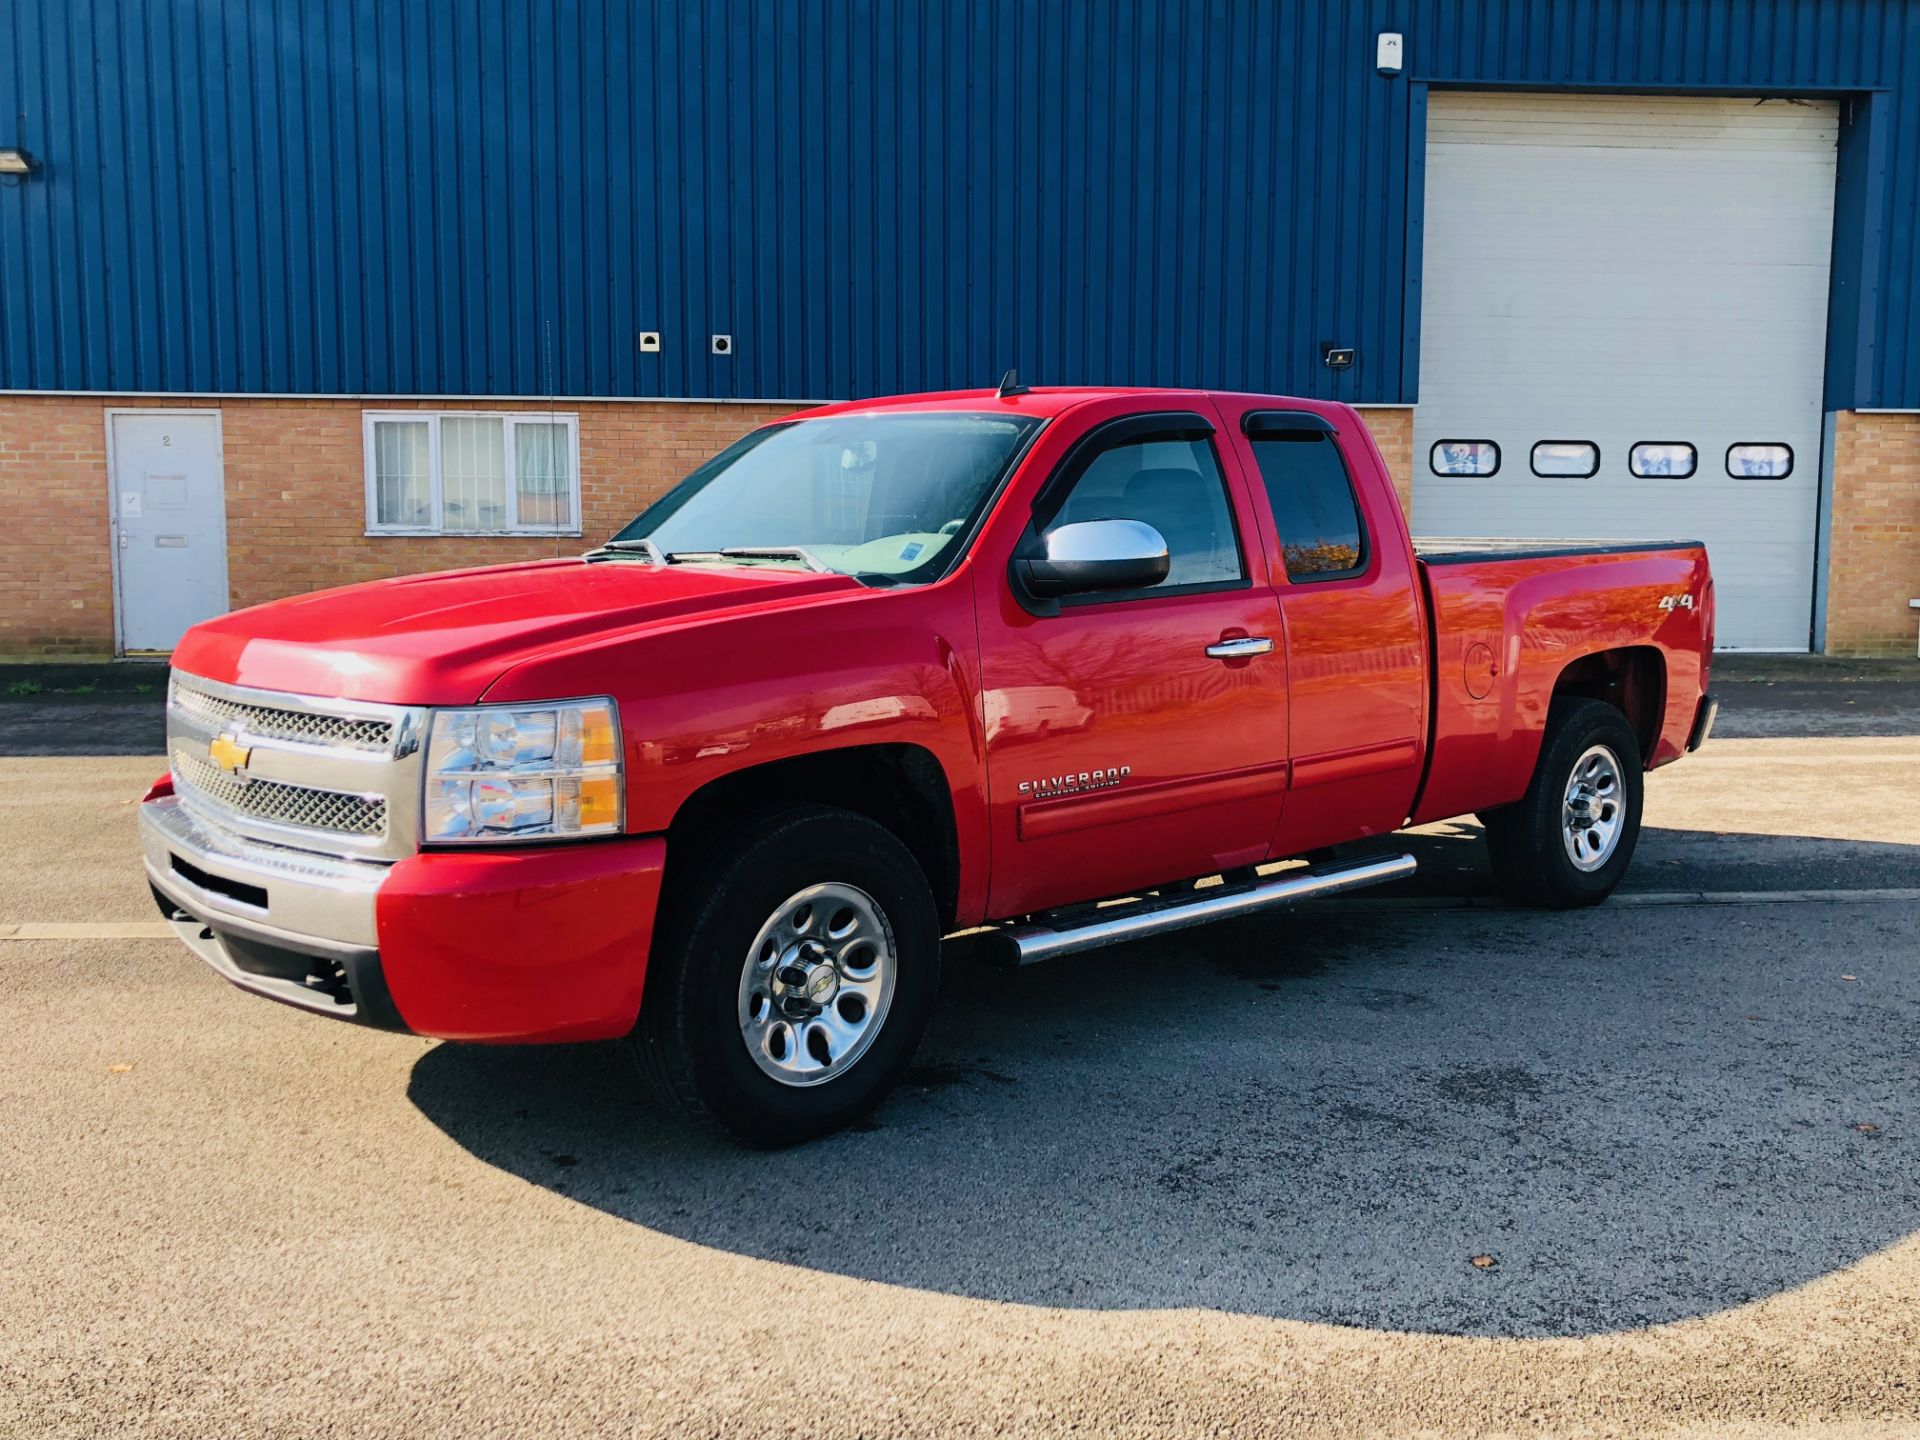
[
  {"left": 172, "top": 747, "right": 388, "bottom": 838},
  {"left": 166, "top": 674, "right": 425, "bottom": 860},
  {"left": 171, "top": 683, "right": 395, "bottom": 752}
]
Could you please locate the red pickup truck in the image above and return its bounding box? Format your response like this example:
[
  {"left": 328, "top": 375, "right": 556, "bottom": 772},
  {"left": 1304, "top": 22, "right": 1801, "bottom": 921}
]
[{"left": 142, "top": 386, "right": 1716, "bottom": 1143}]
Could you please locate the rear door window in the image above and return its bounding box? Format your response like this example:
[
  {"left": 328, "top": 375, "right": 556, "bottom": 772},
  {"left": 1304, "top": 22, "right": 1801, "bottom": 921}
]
[{"left": 1245, "top": 420, "right": 1367, "bottom": 582}]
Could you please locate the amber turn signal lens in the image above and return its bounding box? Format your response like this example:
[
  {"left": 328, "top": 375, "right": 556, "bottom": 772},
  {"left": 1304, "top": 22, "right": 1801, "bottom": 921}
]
[
  {"left": 577, "top": 776, "right": 620, "bottom": 829},
  {"left": 579, "top": 711, "right": 619, "bottom": 765}
]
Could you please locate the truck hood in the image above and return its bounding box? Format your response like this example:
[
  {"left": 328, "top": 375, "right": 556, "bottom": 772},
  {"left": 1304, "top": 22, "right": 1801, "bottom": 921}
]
[{"left": 170, "top": 558, "right": 864, "bottom": 705}]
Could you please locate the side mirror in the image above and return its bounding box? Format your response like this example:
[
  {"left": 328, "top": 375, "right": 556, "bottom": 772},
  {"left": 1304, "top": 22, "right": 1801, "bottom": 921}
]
[{"left": 1017, "top": 519, "right": 1171, "bottom": 598}]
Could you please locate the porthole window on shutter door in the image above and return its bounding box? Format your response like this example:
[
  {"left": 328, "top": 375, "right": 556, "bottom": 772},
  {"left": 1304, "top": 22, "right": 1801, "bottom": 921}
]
[
  {"left": 1530, "top": 441, "right": 1600, "bottom": 479},
  {"left": 1727, "top": 443, "right": 1793, "bottom": 479},
  {"left": 1629, "top": 442, "right": 1697, "bottom": 479},
  {"left": 1429, "top": 439, "right": 1501, "bottom": 477}
]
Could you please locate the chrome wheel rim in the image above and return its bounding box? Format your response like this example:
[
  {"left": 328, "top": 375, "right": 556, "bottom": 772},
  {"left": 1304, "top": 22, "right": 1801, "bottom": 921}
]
[
  {"left": 1562, "top": 743, "right": 1625, "bottom": 872},
  {"left": 737, "top": 882, "right": 897, "bottom": 1088}
]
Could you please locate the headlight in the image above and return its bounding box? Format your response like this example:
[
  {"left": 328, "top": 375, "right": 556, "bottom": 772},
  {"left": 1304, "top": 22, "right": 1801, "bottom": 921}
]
[{"left": 423, "top": 698, "right": 622, "bottom": 843}]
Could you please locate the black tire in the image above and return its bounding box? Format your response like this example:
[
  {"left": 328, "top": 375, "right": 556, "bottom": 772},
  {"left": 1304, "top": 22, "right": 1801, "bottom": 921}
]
[
  {"left": 631, "top": 804, "right": 941, "bottom": 1146},
  {"left": 1480, "top": 697, "right": 1644, "bottom": 909}
]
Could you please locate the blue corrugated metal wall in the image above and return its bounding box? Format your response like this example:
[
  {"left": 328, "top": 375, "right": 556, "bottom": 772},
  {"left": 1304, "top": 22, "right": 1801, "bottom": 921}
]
[{"left": 1, "top": 0, "right": 1916, "bottom": 406}]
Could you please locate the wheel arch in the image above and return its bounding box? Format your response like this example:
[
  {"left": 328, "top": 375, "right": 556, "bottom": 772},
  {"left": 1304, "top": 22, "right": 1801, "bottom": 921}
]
[
  {"left": 664, "top": 743, "right": 963, "bottom": 930},
  {"left": 1549, "top": 644, "right": 1667, "bottom": 765}
]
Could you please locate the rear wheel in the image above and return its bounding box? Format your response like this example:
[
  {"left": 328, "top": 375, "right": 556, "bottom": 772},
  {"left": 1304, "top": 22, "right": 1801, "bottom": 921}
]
[
  {"left": 632, "top": 805, "right": 941, "bottom": 1146},
  {"left": 1482, "top": 697, "right": 1644, "bottom": 908}
]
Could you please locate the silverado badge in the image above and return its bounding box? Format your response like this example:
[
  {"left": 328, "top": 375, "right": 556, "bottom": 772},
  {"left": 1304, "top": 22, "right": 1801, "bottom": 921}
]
[{"left": 1017, "top": 766, "right": 1131, "bottom": 799}]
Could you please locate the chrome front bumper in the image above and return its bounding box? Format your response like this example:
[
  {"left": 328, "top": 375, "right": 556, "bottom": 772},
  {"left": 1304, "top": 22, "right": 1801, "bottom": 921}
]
[{"left": 140, "top": 795, "right": 404, "bottom": 1026}]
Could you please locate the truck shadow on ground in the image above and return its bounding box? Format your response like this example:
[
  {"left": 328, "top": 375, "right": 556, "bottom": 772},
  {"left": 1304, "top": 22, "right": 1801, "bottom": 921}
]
[{"left": 408, "top": 825, "right": 1918, "bottom": 1340}]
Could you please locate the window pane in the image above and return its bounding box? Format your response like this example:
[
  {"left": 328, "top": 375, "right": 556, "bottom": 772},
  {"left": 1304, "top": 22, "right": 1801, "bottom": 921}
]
[
  {"left": 1531, "top": 441, "right": 1599, "bottom": 479},
  {"left": 440, "top": 417, "right": 507, "bottom": 532},
  {"left": 1629, "top": 442, "right": 1697, "bottom": 479},
  {"left": 1250, "top": 434, "right": 1365, "bottom": 580},
  {"left": 1727, "top": 443, "right": 1793, "bottom": 479},
  {"left": 1049, "top": 436, "right": 1242, "bottom": 590},
  {"left": 372, "top": 420, "right": 431, "bottom": 528},
  {"left": 514, "top": 421, "right": 573, "bottom": 529},
  {"left": 1429, "top": 439, "right": 1500, "bottom": 477}
]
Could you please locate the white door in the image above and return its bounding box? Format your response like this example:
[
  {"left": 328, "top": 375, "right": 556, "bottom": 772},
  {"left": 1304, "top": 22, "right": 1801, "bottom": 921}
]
[
  {"left": 1413, "top": 92, "right": 1838, "bottom": 651},
  {"left": 109, "top": 411, "right": 229, "bottom": 652}
]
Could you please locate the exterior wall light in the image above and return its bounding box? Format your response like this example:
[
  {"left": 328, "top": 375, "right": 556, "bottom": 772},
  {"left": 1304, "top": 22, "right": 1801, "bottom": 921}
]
[{"left": 0, "top": 149, "right": 38, "bottom": 176}]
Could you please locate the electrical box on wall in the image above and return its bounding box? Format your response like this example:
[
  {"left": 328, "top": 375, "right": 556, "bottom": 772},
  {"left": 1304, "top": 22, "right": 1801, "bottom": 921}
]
[{"left": 1377, "top": 33, "right": 1404, "bottom": 76}]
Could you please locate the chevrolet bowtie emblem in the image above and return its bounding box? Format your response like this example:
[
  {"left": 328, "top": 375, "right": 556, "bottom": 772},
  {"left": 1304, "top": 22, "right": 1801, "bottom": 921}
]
[{"left": 208, "top": 732, "right": 252, "bottom": 776}]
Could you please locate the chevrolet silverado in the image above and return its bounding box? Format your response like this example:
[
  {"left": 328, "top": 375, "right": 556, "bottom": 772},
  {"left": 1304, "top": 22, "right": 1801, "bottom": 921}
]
[{"left": 141, "top": 386, "right": 1717, "bottom": 1142}]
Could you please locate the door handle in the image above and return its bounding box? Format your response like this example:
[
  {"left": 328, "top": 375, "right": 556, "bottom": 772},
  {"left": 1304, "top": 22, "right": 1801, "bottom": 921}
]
[{"left": 1205, "top": 636, "right": 1274, "bottom": 659}]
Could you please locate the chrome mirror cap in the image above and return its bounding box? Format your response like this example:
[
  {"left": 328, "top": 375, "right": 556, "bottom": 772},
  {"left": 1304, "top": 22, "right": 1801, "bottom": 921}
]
[{"left": 1020, "top": 519, "right": 1171, "bottom": 597}]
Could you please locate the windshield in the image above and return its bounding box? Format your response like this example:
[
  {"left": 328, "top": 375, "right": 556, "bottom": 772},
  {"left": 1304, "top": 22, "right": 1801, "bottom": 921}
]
[{"left": 609, "top": 412, "right": 1042, "bottom": 584}]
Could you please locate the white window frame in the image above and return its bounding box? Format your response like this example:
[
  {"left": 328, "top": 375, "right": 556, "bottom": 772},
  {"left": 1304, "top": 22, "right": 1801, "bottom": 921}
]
[{"left": 362, "top": 410, "right": 582, "bottom": 536}]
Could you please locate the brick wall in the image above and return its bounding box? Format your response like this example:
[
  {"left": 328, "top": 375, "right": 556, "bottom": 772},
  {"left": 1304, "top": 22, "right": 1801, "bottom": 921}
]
[
  {"left": 1826, "top": 411, "right": 1920, "bottom": 658},
  {"left": 0, "top": 396, "right": 793, "bottom": 657},
  {"left": 0, "top": 395, "right": 135, "bottom": 657},
  {"left": 218, "top": 399, "right": 794, "bottom": 612},
  {"left": 1355, "top": 408, "right": 1413, "bottom": 514},
  {"left": 0, "top": 394, "right": 1896, "bottom": 657}
]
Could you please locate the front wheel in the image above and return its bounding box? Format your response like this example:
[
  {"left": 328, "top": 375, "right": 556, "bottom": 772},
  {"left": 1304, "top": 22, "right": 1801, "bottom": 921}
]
[
  {"left": 631, "top": 805, "right": 941, "bottom": 1146},
  {"left": 1481, "top": 697, "right": 1644, "bottom": 909}
]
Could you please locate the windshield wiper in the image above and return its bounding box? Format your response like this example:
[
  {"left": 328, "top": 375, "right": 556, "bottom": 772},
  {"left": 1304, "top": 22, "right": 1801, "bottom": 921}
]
[
  {"left": 720, "top": 545, "right": 832, "bottom": 572},
  {"left": 582, "top": 537, "right": 667, "bottom": 564},
  {"left": 593, "top": 540, "right": 846, "bottom": 577},
  {"left": 587, "top": 540, "right": 832, "bottom": 576},
  {"left": 667, "top": 545, "right": 832, "bottom": 573}
]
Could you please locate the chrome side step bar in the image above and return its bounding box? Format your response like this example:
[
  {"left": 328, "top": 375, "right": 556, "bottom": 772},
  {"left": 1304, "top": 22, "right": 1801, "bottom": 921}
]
[{"left": 990, "top": 853, "right": 1417, "bottom": 966}]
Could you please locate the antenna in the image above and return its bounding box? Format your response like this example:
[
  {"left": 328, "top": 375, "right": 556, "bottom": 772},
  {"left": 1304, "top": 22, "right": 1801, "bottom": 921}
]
[{"left": 995, "top": 368, "right": 1030, "bottom": 398}]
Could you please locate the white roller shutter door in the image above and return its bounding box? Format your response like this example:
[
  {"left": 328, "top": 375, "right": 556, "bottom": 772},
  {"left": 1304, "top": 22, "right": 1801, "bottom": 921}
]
[{"left": 1413, "top": 92, "right": 1838, "bottom": 651}]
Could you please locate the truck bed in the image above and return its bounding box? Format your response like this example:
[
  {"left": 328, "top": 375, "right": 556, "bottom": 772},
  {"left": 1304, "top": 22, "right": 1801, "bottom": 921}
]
[
  {"left": 1407, "top": 533, "right": 1713, "bottom": 830},
  {"left": 1413, "top": 537, "right": 1705, "bottom": 565}
]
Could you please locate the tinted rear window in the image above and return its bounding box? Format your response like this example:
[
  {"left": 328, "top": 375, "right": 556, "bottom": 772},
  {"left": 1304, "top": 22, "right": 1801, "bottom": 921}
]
[{"left": 1248, "top": 433, "right": 1367, "bottom": 581}]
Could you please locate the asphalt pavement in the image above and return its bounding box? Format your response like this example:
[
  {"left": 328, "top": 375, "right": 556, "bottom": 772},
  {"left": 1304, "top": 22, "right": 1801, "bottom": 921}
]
[{"left": 2, "top": 661, "right": 1916, "bottom": 1437}]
